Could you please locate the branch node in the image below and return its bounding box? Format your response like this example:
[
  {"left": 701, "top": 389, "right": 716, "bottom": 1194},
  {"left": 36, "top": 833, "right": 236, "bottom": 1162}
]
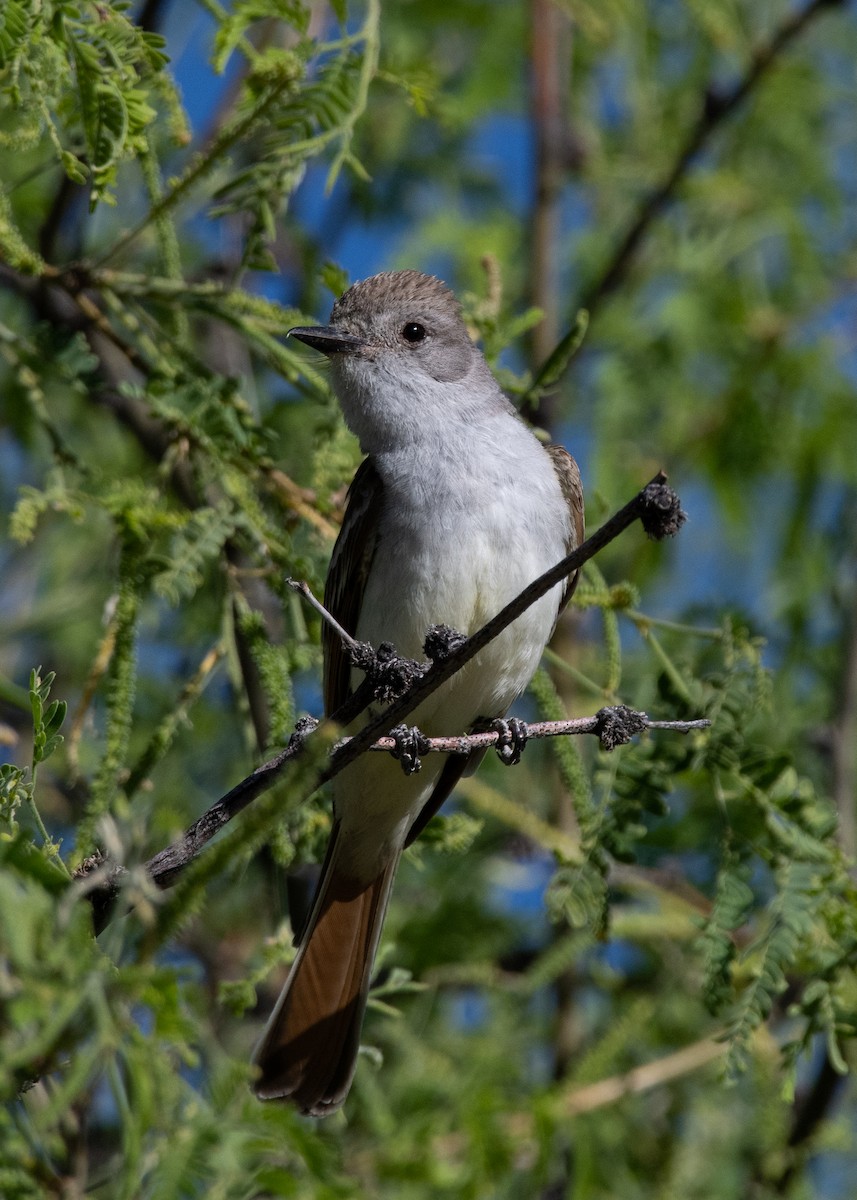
[
  {"left": 388, "top": 724, "right": 432, "bottom": 775},
  {"left": 363, "top": 642, "right": 426, "bottom": 705},
  {"left": 639, "top": 478, "right": 687, "bottom": 540},
  {"left": 594, "top": 705, "right": 648, "bottom": 751},
  {"left": 73, "top": 849, "right": 106, "bottom": 881},
  {"left": 289, "top": 714, "right": 320, "bottom": 747},
  {"left": 424, "top": 623, "right": 468, "bottom": 663},
  {"left": 345, "top": 640, "right": 380, "bottom": 674}
]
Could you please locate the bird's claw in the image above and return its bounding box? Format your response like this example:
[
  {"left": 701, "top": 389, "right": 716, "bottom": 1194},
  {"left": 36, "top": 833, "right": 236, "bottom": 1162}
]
[
  {"left": 389, "top": 724, "right": 431, "bottom": 775},
  {"left": 491, "top": 717, "right": 528, "bottom": 765}
]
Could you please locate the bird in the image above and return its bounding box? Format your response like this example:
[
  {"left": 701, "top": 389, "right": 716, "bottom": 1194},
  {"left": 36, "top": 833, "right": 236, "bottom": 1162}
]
[{"left": 252, "top": 270, "right": 584, "bottom": 1115}]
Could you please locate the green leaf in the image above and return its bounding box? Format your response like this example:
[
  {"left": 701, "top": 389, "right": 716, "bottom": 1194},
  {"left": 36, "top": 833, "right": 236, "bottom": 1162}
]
[
  {"left": 0, "top": 0, "right": 30, "bottom": 71},
  {"left": 89, "top": 81, "right": 129, "bottom": 168},
  {"left": 320, "top": 260, "right": 350, "bottom": 298}
]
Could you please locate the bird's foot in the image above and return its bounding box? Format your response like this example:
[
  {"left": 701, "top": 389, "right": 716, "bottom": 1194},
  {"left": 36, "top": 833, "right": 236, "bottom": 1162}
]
[
  {"left": 490, "top": 717, "right": 529, "bottom": 765},
  {"left": 389, "top": 724, "right": 432, "bottom": 775}
]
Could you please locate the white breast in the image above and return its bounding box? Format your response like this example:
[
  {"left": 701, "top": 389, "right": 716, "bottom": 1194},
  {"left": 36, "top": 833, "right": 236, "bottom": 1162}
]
[
  {"left": 356, "top": 409, "right": 571, "bottom": 730},
  {"left": 332, "top": 407, "right": 573, "bottom": 879}
]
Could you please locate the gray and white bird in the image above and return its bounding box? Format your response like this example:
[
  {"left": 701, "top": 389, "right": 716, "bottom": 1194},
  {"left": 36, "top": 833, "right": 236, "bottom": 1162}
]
[{"left": 253, "top": 270, "right": 584, "bottom": 1115}]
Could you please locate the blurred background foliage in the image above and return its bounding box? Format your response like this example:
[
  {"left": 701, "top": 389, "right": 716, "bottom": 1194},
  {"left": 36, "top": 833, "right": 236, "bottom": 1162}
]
[{"left": 2, "top": 0, "right": 857, "bottom": 1196}]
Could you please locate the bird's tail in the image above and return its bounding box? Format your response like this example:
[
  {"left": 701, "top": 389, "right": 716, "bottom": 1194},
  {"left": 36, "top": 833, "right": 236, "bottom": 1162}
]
[{"left": 252, "top": 827, "right": 400, "bottom": 1116}]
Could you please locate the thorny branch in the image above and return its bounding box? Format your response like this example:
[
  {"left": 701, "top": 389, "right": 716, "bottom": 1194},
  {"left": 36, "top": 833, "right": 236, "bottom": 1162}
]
[{"left": 77, "top": 474, "right": 693, "bottom": 927}]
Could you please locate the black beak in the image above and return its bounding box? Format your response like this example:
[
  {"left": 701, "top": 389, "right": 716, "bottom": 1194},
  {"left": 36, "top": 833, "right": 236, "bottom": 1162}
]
[{"left": 288, "top": 325, "right": 367, "bottom": 355}]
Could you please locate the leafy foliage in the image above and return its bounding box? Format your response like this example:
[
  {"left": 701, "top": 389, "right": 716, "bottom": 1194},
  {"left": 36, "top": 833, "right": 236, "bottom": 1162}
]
[{"left": 0, "top": 1, "right": 168, "bottom": 206}]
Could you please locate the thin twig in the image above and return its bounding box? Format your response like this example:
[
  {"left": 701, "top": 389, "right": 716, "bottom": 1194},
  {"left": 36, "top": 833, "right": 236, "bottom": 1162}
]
[
  {"left": 286, "top": 578, "right": 358, "bottom": 649},
  {"left": 549, "top": 1035, "right": 727, "bottom": 1119},
  {"left": 268, "top": 470, "right": 339, "bottom": 540},
  {"left": 363, "top": 714, "right": 710, "bottom": 757}
]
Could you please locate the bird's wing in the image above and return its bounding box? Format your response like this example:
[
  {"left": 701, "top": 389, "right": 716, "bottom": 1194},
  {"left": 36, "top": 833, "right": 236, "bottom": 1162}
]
[
  {"left": 323, "top": 457, "right": 385, "bottom": 716},
  {"left": 546, "top": 443, "right": 585, "bottom": 614}
]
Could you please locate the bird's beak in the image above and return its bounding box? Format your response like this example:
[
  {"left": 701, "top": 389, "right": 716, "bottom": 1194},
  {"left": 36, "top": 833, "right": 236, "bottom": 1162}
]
[{"left": 288, "top": 325, "right": 368, "bottom": 355}]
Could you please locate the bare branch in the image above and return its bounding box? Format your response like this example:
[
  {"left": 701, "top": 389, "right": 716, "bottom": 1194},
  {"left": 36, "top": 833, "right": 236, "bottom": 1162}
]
[
  {"left": 82, "top": 704, "right": 707, "bottom": 929},
  {"left": 365, "top": 711, "right": 710, "bottom": 761},
  {"left": 525, "top": 0, "right": 579, "bottom": 426},
  {"left": 430, "top": 1035, "right": 727, "bottom": 1158},
  {"left": 287, "top": 577, "right": 359, "bottom": 651},
  {"left": 81, "top": 716, "right": 321, "bottom": 933},
  {"left": 553, "top": 1035, "right": 727, "bottom": 1119},
  {"left": 831, "top": 591, "right": 857, "bottom": 864}
]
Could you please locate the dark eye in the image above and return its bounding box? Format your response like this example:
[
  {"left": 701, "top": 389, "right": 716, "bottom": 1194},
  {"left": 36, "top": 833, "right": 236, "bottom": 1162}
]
[{"left": 401, "top": 322, "right": 426, "bottom": 343}]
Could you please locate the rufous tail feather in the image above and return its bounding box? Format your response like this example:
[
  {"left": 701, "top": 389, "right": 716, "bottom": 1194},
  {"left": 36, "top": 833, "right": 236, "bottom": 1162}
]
[{"left": 252, "top": 838, "right": 399, "bottom": 1116}]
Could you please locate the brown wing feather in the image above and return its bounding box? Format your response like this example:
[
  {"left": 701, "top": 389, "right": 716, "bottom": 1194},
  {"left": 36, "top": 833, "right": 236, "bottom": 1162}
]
[
  {"left": 546, "top": 443, "right": 585, "bottom": 614},
  {"left": 323, "top": 458, "right": 384, "bottom": 716}
]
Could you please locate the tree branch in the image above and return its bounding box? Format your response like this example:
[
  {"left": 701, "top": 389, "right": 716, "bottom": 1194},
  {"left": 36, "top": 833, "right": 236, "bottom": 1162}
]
[
  {"left": 319, "top": 472, "right": 685, "bottom": 784},
  {"left": 364, "top": 712, "right": 710, "bottom": 760},
  {"left": 831, "top": 588, "right": 857, "bottom": 863},
  {"left": 525, "top": 0, "right": 581, "bottom": 427},
  {"left": 431, "top": 1034, "right": 727, "bottom": 1160},
  {"left": 78, "top": 474, "right": 691, "bottom": 926},
  {"left": 554, "top": 1035, "right": 726, "bottom": 1119},
  {"left": 580, "top": 0, "right": 845, "bottom": 319}
]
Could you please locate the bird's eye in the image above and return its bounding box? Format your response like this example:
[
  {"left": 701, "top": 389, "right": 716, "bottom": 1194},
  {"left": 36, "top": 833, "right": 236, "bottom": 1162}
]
[{"left": 401, "top": 322, "right": 426, "bottom": 344}]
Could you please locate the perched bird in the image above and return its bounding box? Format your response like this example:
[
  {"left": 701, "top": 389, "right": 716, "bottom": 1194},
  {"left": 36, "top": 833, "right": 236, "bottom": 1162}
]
[{"left": 253, "top": 270, "right": 584, "bottom": 1115}]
